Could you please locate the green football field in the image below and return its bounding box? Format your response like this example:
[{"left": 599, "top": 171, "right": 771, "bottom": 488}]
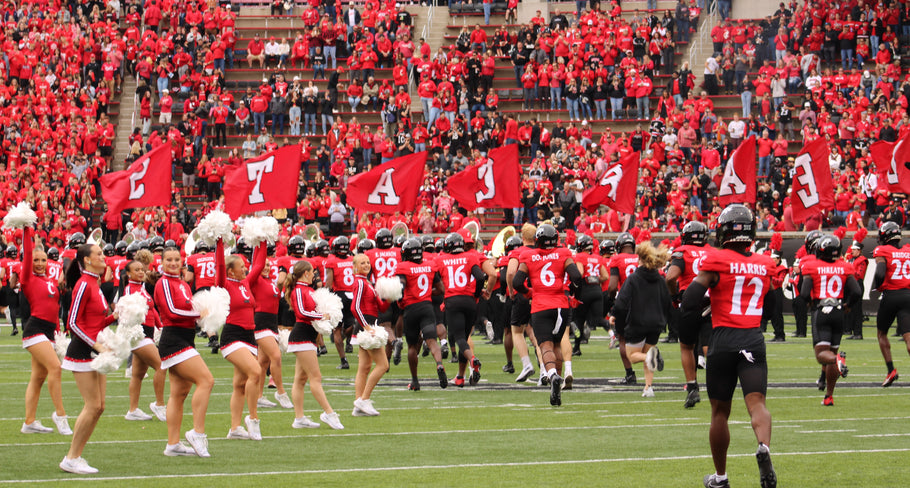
[{"left": 0, "top": 323, "right": 908, "bottom": 487}]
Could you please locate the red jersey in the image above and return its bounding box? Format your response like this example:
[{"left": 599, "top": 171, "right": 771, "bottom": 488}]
[
  {"left": 291, "top": 281, "right": 321, "bottom": 324},
  {"left": 352, "top": 274, "right": 388, "bottom": 327},
  {"left": 609, "top": 252, "right": 640, "bottom": 289},
  {"left": 506, "top": 245, "right": 532, "bottom": 296},
  {"left": 126, "top": 280, "right": 162, "bottom": 329},
  {"left": 310, "top": 255, "right": 328, "bottom": 284},
  {"left": 518, "top": 247, "right": 573, "bottom": 313},
  {"left": 67, "top": 271, "right": 116, "bottom": 347},
  {"left": 216, "top": 239, "right": 263, "bottom": 329},
  {"left": 267, "top": 256, "right": 281, "bottom": 285},
  {"left": 873, "top": 245, "right": 910, "bottom": 291},
  {"left": 574, "top": 251, "right": 604, "bottom": 282},
  {"left": 250, "top": 243, "right": 280, "bottom": 314},
  {"left": 802, "top": 259, "right": 855, "bottom": 300},
  {"left": 46, "top": 260, "right": 63, "bottom": 283},
  {"left": 437, "top": 251, "right": 483, "bottom": 298},
  {"left": 154, "top": 272, "right": 200, "bottom": 329},
  {"left": 700, "top": 249, "right": 775, "bottom": 329},
  {"left": 397, "top": 260, "right": 437, "bottom": 307},
  {"left": 0, "top": 257, "right": 19, "bottom": 286},
  {"left": 186, "top": 252, "right": 217, "bottom": 289},
  {"left": 276, "top": 255, "right": 305, "bottom": 274},
  {"left": 365, "top": 248, "right": 401, "bottom": 279},
  {"left": 671, "top": 244, "right": 711, "bottom": 291},
  {"left": 106, "top": 255, "right": 129, "bottom": 287},
  {"left": 325, "top": 254, "right": 355, "bottom": 292},
  {"left": 18, "top": 227, "right": 60, "bottom": 325}
]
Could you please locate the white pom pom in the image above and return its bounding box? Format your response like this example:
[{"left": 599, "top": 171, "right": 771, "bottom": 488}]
[
  {"left": 193, "top": 287, "right": 230, "bottom": 336},
  {"left": 153, "top": 327, "right": 162, "bottom": 346},
  {"left": 90, "top": 327, "right": 132, "bottom": 374},
  {"left": 313, "top": 288, "right": 343, "bottom": 328},
  {"left": 356, "top": 326, "right": 389, "bottom": 350},
  {"left": 54, "top": 331, "right": 70, "bottom": 362},
  {"left": 312, "top": 319, "right": 335, "bottom": 336},
  {"left": 115, "top": 293, "right": 149, "bottom": 329},
  {"left": 117, "top": 322, "right": 146, "bottom": 349},
  {"left": 241, "top": 216, "right": 280, "bottom": 248},
  {"left": 278, "top": 328, "right": 290, "bottom": 353},
  {"left": 196, "top": 210, "right": 234, "bottom": 246},
  {"left": 375, "top": 277, "right": 403, "bottom": 302},
  {"left": 3, "top": 202, "right": 37, "bottom": 229}
]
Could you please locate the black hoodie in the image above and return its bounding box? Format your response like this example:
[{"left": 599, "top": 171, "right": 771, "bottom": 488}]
[{"left": 612, "top": 266, "right": 671, "bottom": 335}]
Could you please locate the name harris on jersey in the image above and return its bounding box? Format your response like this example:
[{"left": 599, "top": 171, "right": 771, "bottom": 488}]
[{"left": 729, "top": 262, "right": 768, "bottom": 276}]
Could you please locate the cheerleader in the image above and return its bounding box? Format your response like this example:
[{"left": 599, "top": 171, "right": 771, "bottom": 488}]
[
  {"left": 155, "top": 245, "right": 214, "bottom": 457},
  {"left": 121, "top": 260, "right": 167, "bottom": 422},
  {"left": 248, "top": 242, "right": 292, "bottom": 409},
  {"left": 213, "top": 238, "right": 265, "bottom": 440},
  {"left": 60, "top": 244, "right": 117, "bottom": 474},
  {"left": 351, "top": 254, "right": 390, "bottom": 417},
  {"left": 286, "top": 260, "right": 344, "bottom": 430},
  {"left": 19, "top": 226, "right": 72, "bottom": 436}
]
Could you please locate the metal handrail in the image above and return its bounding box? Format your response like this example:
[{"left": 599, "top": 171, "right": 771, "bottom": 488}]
[{"left": 688, "top": 0, "right": 717, "bottom": 73}]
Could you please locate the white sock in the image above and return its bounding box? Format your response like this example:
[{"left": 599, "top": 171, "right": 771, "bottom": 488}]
[
  {"left": 520, "top": 356, "right": 532, "bottom": 368},
  {"left": 714, "top": 473, "right": 727, "bottom": 481},
  {"left": 565, "top": 361, "right": 573, "bottom": 377},
  {"left": 760, "top": 443, "right": 770, "bottom": 453},
  {"left": 547, "top": 368, "right": 558, "bottom": 379}
]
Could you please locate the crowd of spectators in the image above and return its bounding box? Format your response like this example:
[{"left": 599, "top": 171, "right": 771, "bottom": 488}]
[{"left": 8, "top": 0, "right": 910, "bottom": 252}]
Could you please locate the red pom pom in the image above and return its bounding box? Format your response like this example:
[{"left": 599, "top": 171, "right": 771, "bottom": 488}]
[
  {"left": 770, "top": 232, "right": 783, "bottom": 251},
  {"left": 833, "top": 226, "right": 847, "bottom": 240},
  {"left": 854, "top": 228, "right": 868, "bottom": 243}
]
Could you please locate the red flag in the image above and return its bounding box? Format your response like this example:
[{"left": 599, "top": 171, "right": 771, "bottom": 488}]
[
  {"left": 581, "top": 151, "right": 640, "bottom": 214},
  {"left": 346, "top": 152, "right": 427, "bottom": 214},
  {"left": 447, "top": 144, "right": 522, "bottom": 211},
  {"left": 100, "top": 143, "right": 172, "bottom": 219},
  {"left": 223, "top": 145, "right": 302, "bottom": 219},
  {"left": 870, "top": 130, "right": 910, "bottom": 195},
  {"left": 717, "top": 135, "right": 757, "bottom": 207},
  {"left": 790, "top": 138, "right": 834, "bottom": 223}
]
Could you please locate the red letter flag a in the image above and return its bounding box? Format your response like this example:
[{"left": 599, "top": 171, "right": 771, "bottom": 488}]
[
  {"left": 446, "top": 144, "right": 522, "bottom": 211},
  {"left": 345, "top": 152, "right": 427, "bottom": 214},
  {"left": 223, "top": 144, "right": 302, "bottom": 219},
  {"left": 100, "top": 143, "right": 172, "bottom": 219},
  {"left": 582, "top": 151, "right": 640, "bottom": 214},
  {"left": 790, "top": 138, "right": 834, "bottom": 223},
  {"left": 870, "top": 130, "right": 910, "bottom": 195},
  {"left": 717, "top": 135, "right": 757, "bottom": 207}
]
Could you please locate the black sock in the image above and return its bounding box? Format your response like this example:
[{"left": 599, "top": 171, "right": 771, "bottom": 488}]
[
  {"left": 887, "top": 362, "right": 895, "bottom": 373},
  {"left": 687, "top": 381, "right": 697, "bottom": 390},
  {"left": 625, "top": 367, "right": 634, "bottom": 376}
]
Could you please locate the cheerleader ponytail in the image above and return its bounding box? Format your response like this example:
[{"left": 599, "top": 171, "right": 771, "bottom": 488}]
[{"left": 65, "top": 244, "right": 93, "bottom": 289}]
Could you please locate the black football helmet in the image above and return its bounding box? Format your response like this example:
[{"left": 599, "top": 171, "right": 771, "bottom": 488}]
[
  {"left": 575, "top": 234, "right": 594, "bottom": 253},
  {"left": 715, "top": 204, "right": 756, "bottom": 247},
  {"left": 815, "top": 235, "right": 842, "bottom": 263},
  {"left": 47, "top": 247, "right": 60, "bottom": 261},
  {"left": 535, "top": 224, "right": 558, "bottom": 250},
  {"left": 434, "top": 238, "right": 445, "bottom": 252},
  {"left": 315, "top": 239, "right": 330, "bottom": 257},
  {"left": 402, "top": 237, "right": 423, "bottom": 263},
  {"left": 164, "top": 239, "right": 177, "bottom": 249},
  {"left": 288, "top": 235, "right": 306, "bottom": 256},
  {"left": 102, "top": 243, "right": 115, "bottom": 257},
  {"left": 804, "top": 229, "right": 824, "bottom": 253},
  {"left": 332, "top": 236, "right": 350, "bottom": 257},
  {"left": 615, "top": 232, "right": 635, "bottom": 252},
  {"left": 235, "top": 237, "right": 251, "bottom": 258},
  {"left": 138, "top": 239, "right": 150, "bottom": 251},
  {"left": 599, "top": 239, "right": 615, "bottom": 256},
  {"left": 68, "top": 232, "right": 86, "bottom": 249},
  {"left": 357, "top": 238, "right": 375, "bottom": 253},
  {"left": 125, "top": 242, "right": 141, "bottom": 260},
  {"left": 395, "top": 234, "right": 407, "bottom": 248},
  {"left": 879, "top": 221, "right": 902, "bottom": 245},
  {"left": 504, "top": 235, "right": 522, "bottom": 254},
  {"left": 444, "top": 232, "right": 465, "bottom": 254},
  {"left": 421, "top": 235, "right": 435, "bottom": 253},
  {"left": 681, "top": 221, "right": 708, "bottom": 246},
  {"left": 6, "top": 244, "right": 17, "bottom": 259},
  {"left": 375, "top": 228, "right": 393, "bottom": 249},
  {"left": 149, "top": 236, "right": 165, "bottom": 252},
  {"left": 114, "top": 240, "right": 128, "bottom": 256}
]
